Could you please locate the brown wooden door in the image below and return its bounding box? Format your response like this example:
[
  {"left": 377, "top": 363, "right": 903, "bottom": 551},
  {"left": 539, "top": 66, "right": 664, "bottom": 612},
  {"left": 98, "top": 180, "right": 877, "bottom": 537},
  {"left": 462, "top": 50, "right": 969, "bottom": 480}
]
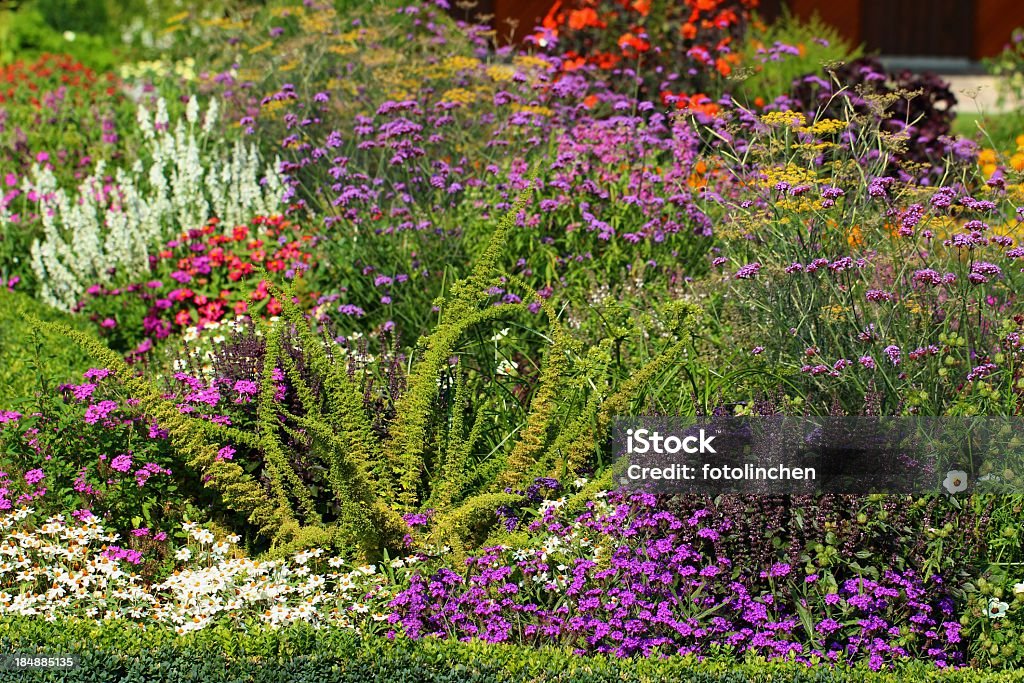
[{"left": 861, "top": 0, "right": 974, "bottom": 56}]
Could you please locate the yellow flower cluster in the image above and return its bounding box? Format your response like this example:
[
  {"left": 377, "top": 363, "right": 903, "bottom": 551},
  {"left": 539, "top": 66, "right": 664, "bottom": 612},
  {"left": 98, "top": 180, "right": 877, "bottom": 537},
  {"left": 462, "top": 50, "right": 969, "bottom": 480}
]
[
  {"left": 118, "top": 58, "right": 197, "bottom": 83},
  {"left": 300, "top": 7, "right": 336, "bottom": 34},
  {"left": 486, "top": 64, "right": 516, "bottom": 82},
  {"left": 761, "top": 162, "right": 817, "bottom": 188},
  {"left": 760, "top": 110, "right": 807, "bottom": 128},
  {"left": 441, "top": 56, "right": 481, "bottom": 73},
  {"left": 796, "top": 118, "right": 846, "bottom": 136},
  {"left": 338, "top": 27, "right": 380, "bottom": 43},
  {"left": 511, "top": 103, "right": 554, "bottom": 117},
  {"left": 819, "top": 304, "right": 851, "bottom": 323},
  {"left": 199, "top": 17, "right": 246, "bottom": 31},
  {"left": 249, "top": 40, "right": 274, "bottom": 54},
  {"left": 439, "top": 88, "right": 477, "bottom": 105},
  {"left": 513, "top": 55, "right": 553, "bottom": 70},
  {"left": 270, "top": 5, "right": 306, "bottom": 18}
]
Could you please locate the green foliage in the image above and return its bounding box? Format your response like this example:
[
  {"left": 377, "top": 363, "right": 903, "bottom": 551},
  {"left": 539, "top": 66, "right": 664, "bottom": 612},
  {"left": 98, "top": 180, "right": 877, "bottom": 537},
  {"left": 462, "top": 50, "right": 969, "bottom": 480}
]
[
  {"left": 1, "top": 616, "right": 1022, "bottom": 682},
  {"left": 26, "top": 317, "right": 279, "bottom": 542},
  {"left": 0, "top": 290, "right": 93, "bottom": 404},
  {"left": 732, "top": 10, "right": 862, "bottom": 108},
  {"left": 952, "top": 112, "right": 1024, "bottom": 155},
  {"left": 0, "top": 4, "right": 118, "bottom": 69},
  {"left": 984, "top": 28, "right": 1024, "bottom": 109},
  {"left": 35, "top": 190, "right": 701, "bottom": 561}
]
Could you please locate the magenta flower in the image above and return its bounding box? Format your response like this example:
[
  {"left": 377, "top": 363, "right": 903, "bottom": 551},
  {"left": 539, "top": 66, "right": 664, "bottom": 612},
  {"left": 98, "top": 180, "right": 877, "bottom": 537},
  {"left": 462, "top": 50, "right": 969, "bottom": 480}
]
[
  {"left": 84, "top": 400, "right": 118, "bottom": 424},
  {"left": 883, "top": 345, "right": 901, "bottom": 366},
  {"left": 233, "top": 380, "right": 259, "bottom": 403},
  {"left": 734, "top": 262, "right": 762, "bottom": 279},
  {"left": 110, "top": 454, "right": 133, "bottom": 473},
  {"left": 70, "top": 383, "right": 98, "bottom": 402}
]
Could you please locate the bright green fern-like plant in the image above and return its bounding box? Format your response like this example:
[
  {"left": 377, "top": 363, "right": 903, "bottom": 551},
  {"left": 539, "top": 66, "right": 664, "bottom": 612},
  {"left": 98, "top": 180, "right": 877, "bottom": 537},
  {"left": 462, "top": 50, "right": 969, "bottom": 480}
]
[{"left": 34, "top": 190, "right": 704, "bottom": 561}]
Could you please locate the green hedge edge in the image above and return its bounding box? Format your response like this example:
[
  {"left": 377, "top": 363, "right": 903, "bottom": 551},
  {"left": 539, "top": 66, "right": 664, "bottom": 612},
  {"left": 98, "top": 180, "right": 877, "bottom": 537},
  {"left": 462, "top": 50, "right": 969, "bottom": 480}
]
[{"left": 0, "top": 617, "right": 1019, "bottom": 682}]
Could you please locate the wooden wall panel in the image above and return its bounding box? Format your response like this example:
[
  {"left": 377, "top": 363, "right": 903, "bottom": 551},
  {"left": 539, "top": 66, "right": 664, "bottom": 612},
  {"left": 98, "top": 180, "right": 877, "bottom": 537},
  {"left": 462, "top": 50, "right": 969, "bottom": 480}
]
[
  {"left": 974, "top": 0, "right": 1024, "bottom": 59},
  {"left": 789, "top": 0, "right": 862, "bottom": 48},
  {"left": 461, "top": 0, "right": 1024, "bottom": 60},
  {"left": 862, "top": 0, "right": 972, "bottom": 57},
  {"left": 494, "top": 0, "right": 555, "bottom": 44}
]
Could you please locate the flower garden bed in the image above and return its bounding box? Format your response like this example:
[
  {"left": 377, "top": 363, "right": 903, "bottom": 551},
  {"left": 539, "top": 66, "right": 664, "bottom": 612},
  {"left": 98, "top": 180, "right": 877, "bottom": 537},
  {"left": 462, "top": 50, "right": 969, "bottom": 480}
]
[{"left": 4, "top": 0, "right": 1024, "bottom": 678}]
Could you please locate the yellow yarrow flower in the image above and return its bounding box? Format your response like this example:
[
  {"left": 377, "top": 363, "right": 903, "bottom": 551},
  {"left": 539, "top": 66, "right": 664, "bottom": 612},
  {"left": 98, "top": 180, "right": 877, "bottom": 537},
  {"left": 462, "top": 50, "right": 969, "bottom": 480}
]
[
  {"left": 440, "top": 88, "right": 476, "bottom": 105},
  {"left": 513, "top": 55, "right": 552, "bottom": 70},
  {"left": 486, "top": 64, "right": 516, "bottom": 82},
  {"left": 796, "top": 118, "right": 846, "bottom": 136},
  {"left": 761, "top": 110, "right": 806, "bottom": 128},
  {"left": 441, "top": 56, "right": 480, "bottom": 73},
  {"left": 511, "top": 103, "right": 553, "bottom": 116}
]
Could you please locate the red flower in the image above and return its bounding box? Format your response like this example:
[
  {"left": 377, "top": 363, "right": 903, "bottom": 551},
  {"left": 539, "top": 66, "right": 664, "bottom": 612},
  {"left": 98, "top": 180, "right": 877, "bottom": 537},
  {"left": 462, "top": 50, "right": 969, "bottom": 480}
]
[
  {"left": 251, "top": 280, "right": 269, "bottom": 301},
  {"left": 568, "top": 7, "right": 602, "bottom": 30},
  {"left": 199, "top": 300, "right": 224, "bottom": 322}
]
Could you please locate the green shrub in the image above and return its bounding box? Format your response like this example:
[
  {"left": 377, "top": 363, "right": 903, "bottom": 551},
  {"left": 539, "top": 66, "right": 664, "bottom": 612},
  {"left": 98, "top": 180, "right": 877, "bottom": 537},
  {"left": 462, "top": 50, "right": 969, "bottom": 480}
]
[
  {"left": 2, "top": 617, "right": 1023, "bottom": 683},
  {"left": 33, "top": 194, "right": 702, "bottom": 561},
  {"left": 732, "top": 10, "right": 862, "bottom": 108},
  {"left": 984, "top": 27, "right": 1024, "bottom": 109},
  {"left": 0, "top": 289, "right": 94, "bottom": 405},
  {"left": 0, "top": 5, "right": 118, "bottom": 70}
]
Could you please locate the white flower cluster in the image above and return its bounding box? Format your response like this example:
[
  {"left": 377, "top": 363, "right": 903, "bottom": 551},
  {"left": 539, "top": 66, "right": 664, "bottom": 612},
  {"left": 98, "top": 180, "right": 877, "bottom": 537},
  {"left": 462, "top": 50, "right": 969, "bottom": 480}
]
[
  {"left": 0, "top": 509, "right": 393, "bottom": 633},
  {"left": 16, "top": 96, "right": 284, "bottom": 310}
]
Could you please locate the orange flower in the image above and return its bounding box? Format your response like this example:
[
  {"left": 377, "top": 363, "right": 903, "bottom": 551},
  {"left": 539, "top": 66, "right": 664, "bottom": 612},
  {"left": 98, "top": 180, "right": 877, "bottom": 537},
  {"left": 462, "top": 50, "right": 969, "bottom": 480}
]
[
  {"left": 715, "top": 57, "right": 731, "bottom": 76},
  {"left": 661, "top": 90, "right": 720, "bottom": 116},
  {"left": 1011, "top": 152, "right": 1024, "bottom": 172},
  {"left": 542, "top": 0, "right": 563, "bottom": 30},
  {"left": 632, "top": 0, "right": 650, "bottom": 15},
  {"left": 563, "top": 55, "right": 587, "bottom": 71},
  {"left": 689, "top": 160, "right": 710, "bottom": 188},
  {"left": 847, "top": 224, "right": 863, "bottom": 248},
  {"left": 583, "top": 94, "right": 599, "bottom": 109},
  {"left": 681, "top": 22, "right": 697, "bottom": 39},
  {"left": 618, "top": 32, "right": 650, "bottom": 53},
  {"left": 568, "top": 7, "right": 601, "bottom": 30}
]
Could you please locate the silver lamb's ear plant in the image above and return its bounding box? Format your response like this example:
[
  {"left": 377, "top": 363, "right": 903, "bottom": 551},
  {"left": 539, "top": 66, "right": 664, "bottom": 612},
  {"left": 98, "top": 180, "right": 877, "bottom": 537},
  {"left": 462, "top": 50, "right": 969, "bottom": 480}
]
[{"left": 37, "top": 179, "right": 702, "bottom": 561}]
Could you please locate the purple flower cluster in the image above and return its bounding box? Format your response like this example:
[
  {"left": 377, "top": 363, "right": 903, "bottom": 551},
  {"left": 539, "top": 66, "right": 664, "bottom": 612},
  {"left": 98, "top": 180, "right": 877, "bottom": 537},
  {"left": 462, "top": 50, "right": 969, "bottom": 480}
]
[{"left": 388, "top": 491, "right": 963, "bottom": 668}]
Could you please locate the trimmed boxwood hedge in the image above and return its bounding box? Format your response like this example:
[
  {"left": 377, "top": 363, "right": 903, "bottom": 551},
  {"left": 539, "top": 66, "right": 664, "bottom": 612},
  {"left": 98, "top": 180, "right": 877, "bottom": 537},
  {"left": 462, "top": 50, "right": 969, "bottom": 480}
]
[{"left": 0, "top": 618, "right": 1020, "bottom": 683}]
